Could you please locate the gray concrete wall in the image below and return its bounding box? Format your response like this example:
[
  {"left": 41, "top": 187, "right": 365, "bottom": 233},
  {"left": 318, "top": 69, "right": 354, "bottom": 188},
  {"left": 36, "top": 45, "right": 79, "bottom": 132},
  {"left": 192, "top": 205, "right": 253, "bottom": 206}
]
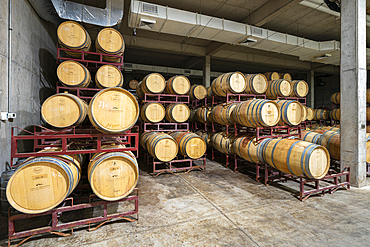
[{"left": 0, "top": 0, "right": 57, "bottom": 173}]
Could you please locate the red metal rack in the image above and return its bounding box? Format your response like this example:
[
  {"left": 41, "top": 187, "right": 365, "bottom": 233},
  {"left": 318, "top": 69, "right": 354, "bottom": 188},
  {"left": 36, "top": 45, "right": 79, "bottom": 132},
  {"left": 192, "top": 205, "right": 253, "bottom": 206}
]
[
  {"left": 7, "top": 189, "right": 138, "bottom": 247},
  {"left": 211, "top": 93, "right": 266, "bottom": 105},
  {"left": 142, "top": 94, "right": 189, "bottom": 104},
  {"left": 56, "top": 86, "right": 102, "bottom": 101},
  {"left": 57, "top": 46, "right": 124, "bottom": 70},
  {"left": 192, "top": 98, "right": 209, "bottom": 108},
  {"left": 142, "top": 122, "right": 189, "bottom": 132},
  {"left": 144, "top": 153, "right": 206, "bottom": 177},
  {"left": 276, "top": 96, "right": 306, "bottom": 105},
  {"left": 11, "top": 125, "right": 139, "bottom": 166}
]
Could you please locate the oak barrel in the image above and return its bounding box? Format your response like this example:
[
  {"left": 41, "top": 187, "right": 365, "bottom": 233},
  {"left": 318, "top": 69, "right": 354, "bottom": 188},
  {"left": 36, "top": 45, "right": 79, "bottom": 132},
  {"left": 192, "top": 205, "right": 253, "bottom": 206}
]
[
  {"left": 231, "top": 99, "right": 280, "bottom": 127},
  {"left": 95, "top": 65, "right": 123, "bottom": 88},
  {"left": 367, "top": 107, "right": 370, "bottom": 122},
  {"left": 264, "top": 72, "right": 280, "bottom": 81},
  {"left": 194, "top": 106, "right": 213, "bottom": 124},
  {"left": 330, "top": 109, "right": 340, "bottom": 121},
  {"left": 143, "top": 132, "right": 178, "bottom": 162},
  {"left": 88, "top": 145, "right": 139, "bottom": 201},
  {"left": 206, "top": 87, "right": 213, "bottom": 98},
  {"left": 265, "top": 79, "right": 292, "bottom": 99},
  {"left": 260, "top": 139, "right": 330, "bottom": 179},
  {"left": 141, "top": 73, "right": 166, "bottom": 94},
  {"left": 135, "top": 82, "right": 144, "bottom": 98},
  {"left": 41, "top": 93, "right": 88, "bottom": 128},
  {"left": 330, "top": 92, "right": 340, "bottom": 105},
  {"left": 96, "top": 28, "right": 124, "bottom": 63},
  {"left": 210, "top": 132, "right": 232, "bottom": 154},
  {"left": 301, "top": 130, "right": 323, "bottom": 144},
  {"left": 313, "top": 109, "right": 329, "bottom": 121},
  {"left": 189, "top": 85, "right": 207, "bottom": 100},
  {"left": 231, "top": 135, "right": 259, "bottom": 163},
  {"left": 57, "top": 60, "right": 91, "bottom": 88},
  {"left": 367, "top": 89, "right": 370, "bottom": 103},
  {"left": 88, "top": 88, "right": 139, "bottom": 134},
  {"left": 210, "top": 103, "right": 238, "bottom": 126},
  {"left": 129, "top": 80, "right": 139, "bottom": 90},
  {"left": 279, "top": 73, "right": 292, "bottom": 81},
  {"left": 301, "top": 105, "right": 308, "bottom": 122},
  {"left": 211, "top": 72, "right": 246, "bottom": 97},
  {"left": 306, "top": 107, "right": 314, "bottom": 121},
  {"left": 165, "top": 76, "right": 191, "bottom": 95},
  {"left": 57, "top": 21, "right": 91, "bottom": 58},
  {"left": 165, "top": 103, "right": 190, "bottom": 123},
  {"left": 7, "top": 153, "right": 81, "bottom": 214},
  {"left": 140, "top": 102, "right": 165, "bottom": 123},
  {"left": 244, "top": 74, "right": 268, "bottom": 94},
  {"left": 290, "top": 80, "right": 309, "bottom": 98},
  {"left": 195, "top": 130, "right": 213, "bottom": 147},
  {"left": 169, "top": 132, "right": 206, "bottom": 159},
  {"left": 275, "top": 100, "right": 303, "bottom": 126}
]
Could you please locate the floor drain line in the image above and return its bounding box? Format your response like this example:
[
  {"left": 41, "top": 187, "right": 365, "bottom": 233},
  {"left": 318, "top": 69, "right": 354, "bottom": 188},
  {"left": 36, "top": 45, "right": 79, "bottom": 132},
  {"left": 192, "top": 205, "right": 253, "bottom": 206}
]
[{"left": 177, "top": 174, "right": 260, "bottom": 247}]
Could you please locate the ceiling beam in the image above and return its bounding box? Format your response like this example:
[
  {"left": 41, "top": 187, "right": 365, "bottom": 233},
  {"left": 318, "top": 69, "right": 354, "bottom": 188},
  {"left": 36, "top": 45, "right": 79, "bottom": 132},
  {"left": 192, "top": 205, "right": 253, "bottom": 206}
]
[
  {"left": 206, "top": 42, "right": 227, "bottom": 56},
  {"left": 182, "top": 56, "right": 202, "bottom": 69},
  {"left": 242, "top": 0, "right": 302, "bottom": 26}
]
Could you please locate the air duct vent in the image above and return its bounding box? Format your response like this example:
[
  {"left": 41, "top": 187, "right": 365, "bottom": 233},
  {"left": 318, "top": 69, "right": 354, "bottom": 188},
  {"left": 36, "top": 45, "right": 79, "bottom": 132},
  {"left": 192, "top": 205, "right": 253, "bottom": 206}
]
[
  {"left": 252, "top": 27, "right": 263, "bottom": 36},
  {"left": 239, "top": 38, "right": 257, "bottom": 45},
  {"left": 142, "top": 3, "right": 158, "bottom": 14},
  {"left": 139, "top": 18, "right": 156, "bottom": 29}
]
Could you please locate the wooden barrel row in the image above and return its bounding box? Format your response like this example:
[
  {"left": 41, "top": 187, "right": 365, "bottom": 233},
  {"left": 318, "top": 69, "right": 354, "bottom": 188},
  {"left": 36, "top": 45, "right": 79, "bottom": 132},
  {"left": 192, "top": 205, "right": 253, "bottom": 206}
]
[
  {"left": 313, "top": 109, "right": 329, "bottom": 120},
  {"left": 6, "top": 145, "right": 139, "bottom": 214},
  {"left": 42, "top": 88, "right": 139, "bottom": 133},
  {"left": 140, "top": 102, "right": 190, "bottom": 123},
  {"left": 331, "top": 89, "right": 370, "bottom": 105},
  {"left": 264, "top": 72, "right": 291, "bottom": 81}
]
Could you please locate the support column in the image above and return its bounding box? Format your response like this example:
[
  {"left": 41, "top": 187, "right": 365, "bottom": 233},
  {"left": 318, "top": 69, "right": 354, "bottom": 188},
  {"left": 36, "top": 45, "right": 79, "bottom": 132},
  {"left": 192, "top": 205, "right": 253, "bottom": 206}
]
[
  {"left": 203, "top": 56, "right": 211, "bottom": 87},
  {"left": 306, "top": 70, "right": 315, "bottom": 108},
  {"left": 340, "top": 0, "right": 367, "bottom": 187}
]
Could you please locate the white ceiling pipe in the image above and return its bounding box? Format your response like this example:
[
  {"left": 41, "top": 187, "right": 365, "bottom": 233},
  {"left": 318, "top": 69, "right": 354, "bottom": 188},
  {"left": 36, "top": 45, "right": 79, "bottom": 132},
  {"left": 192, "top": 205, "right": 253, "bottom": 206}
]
[{"left": 299, "top": 0, "right": 370, "bottom": 27}]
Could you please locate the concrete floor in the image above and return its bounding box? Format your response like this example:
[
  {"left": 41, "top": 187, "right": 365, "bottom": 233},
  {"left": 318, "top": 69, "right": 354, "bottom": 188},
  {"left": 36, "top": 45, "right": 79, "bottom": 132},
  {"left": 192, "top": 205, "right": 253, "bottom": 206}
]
[{"left": 1, "top": 160, "right": 370, "bottom": 246}]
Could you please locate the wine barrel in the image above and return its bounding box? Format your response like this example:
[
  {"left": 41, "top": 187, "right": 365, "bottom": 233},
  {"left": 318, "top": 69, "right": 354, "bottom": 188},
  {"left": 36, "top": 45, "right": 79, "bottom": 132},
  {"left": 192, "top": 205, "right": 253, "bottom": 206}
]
[
  {"left": 165, "top": 76, "right": 191, "bottom": 95},
  {"left": 301, "top": 105, "right": 308, "bottom": 122},
  {"left": 330, "top": 92, "right": 340, "bottom": 105},
  {"left": 140, "top": 73, "right": 166, "bottom": 94},
  {"left": 96, "top": 28, "right": 124, "bottom": 63},
  {"left": 231, "top": 99, "right": 280, "bottom": 127},
  {"left": 367, "top": 126, "right": 370, "bottom": 133},
  {"left": 290, "top": 80, "right": 309, "bottom": 98},
  {"left": 301, "top": 130, "right": 323, "bottom": 144},
  {"left": 321, "top": 126, "right": 340, "bottom": 132},
  {"left": 145, "top": 132, "right": 178, "bottom": 162},
  {"left": 367, "top": 107, "right": 370, "bottom": 122},
  {"left": 264, "top": 72, "right": 280, "bottom": 81},
  {"left": 313, "top": 109, "right": 329, "bottom": 121},
  {"left": 57, "top": 60, "right": 91, "bottom": 88},
  {"left": 330, "top": 109, "right": 340, "bottom": 121},
  {"left": 140, "top": 102, "right": 165, "bottom": 123},
  {"left": 231, "top": 135, "right": 259, "bottom": 163},
  {"left": 206, "top": 87, "right": 213, "bottom": 98},
  {"left": 88, "top": 145, "right": 139, "bottom": 201},
  {"left": 261, "top": 139, "right": 330, "bottom": 179},
  {"left": 88, "top": 88, "right": 139, "bottom": 134},
  {"left": 244, "top": 74, "right": 268, "bottom": 94},
  {"left": 165, "top": 103, "right": 190, "bottom": 123},
  {"left": 57, "top": 21, "right": 91, "bottom": 58},
  {"left": 136, "top": 82, "right": 144, "bottom": 98},
  {"left": 140, "top": 131, "right": 157, "bottom": 149},
  {"left": 41, "top": 93, "right": 88, "bottom": 128},
  {"left": 194, "top": 106, "right": 212, "bottom": 124},
  {"left": 195, "top": 130, "right": 213, "bottom": 147},
  {"left": 95, "top": 65, "right": 123, "bottom": 88},
  {"left": 265, "top": 79, "right": 292, "bottom": 99},
  {"left": 6, "top": 153, "right": 81, "bottom": 214},
  {"left": 316, "top": 130, "right": 338, "bottom": 147},
  {"left": 189, "top": 85, "right": 207, "bottom": 100},
  {"left": 1, "top": 169, "right": 15, "bottom": 216},
  {"left": 129, "top": 80, "right": 139, "bottom": 90},
  {"left": 280, "top": 73, "right": 292, "bottom": 81},
  {"left": 210, "top": 103, "right": 238, "bottom": 126},
  {"left": 367, "top": 89, "right": 370, "bottom": 103},
  {"left": 211, "top": 72, "right": 246, "bottom": 97},
  {"left": 169, "top": 132, "right": 206, "bottom": 159},
  {"left": 211, "top": 132, "right": 232, "bottom": 154},
  {"left": 306, "top": 107, "right": 314, "bottom": 121},
  {"left": 275, "top": 100, "right": 303, "bottom": 126}
]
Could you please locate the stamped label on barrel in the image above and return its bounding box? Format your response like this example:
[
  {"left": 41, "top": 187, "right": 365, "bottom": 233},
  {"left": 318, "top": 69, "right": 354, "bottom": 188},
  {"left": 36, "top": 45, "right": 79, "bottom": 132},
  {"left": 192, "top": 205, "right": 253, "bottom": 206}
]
[{"left": 32, "top": 174, "right": 48, "bottom": 180}]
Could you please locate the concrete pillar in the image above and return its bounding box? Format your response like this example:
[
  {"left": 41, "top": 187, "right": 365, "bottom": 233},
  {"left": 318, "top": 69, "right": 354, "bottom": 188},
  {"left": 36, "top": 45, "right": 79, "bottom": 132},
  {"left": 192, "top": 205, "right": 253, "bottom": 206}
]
[
  {"left": 340, "top": 0, "right": 367, "bottom": 187},
  {"left": 306, "top": 70, "right": 314, "bottom": 108},
  {"left": 203, "top": 56, "right": 211, "bottom": 87}
]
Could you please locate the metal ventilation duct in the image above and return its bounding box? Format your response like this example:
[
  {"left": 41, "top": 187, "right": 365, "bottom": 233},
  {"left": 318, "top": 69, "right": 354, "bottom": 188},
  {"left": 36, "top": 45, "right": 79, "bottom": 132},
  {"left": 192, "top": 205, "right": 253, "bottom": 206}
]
[
  {"left": 28, "top": 0, "right": 124, "bottom": 27},
  {"left": 129, "top": 0, "right": 370, "bottom": 66}
]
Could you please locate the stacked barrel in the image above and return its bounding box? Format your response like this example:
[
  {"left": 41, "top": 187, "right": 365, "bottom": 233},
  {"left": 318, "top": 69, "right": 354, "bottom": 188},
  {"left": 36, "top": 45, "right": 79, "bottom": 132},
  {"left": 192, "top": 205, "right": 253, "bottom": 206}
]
[
  {"left": 192, "top": 71, "right": 331, "bottom": 179},
  {"left": 7, "top": 21, "right": 139, "bottom": 214}
]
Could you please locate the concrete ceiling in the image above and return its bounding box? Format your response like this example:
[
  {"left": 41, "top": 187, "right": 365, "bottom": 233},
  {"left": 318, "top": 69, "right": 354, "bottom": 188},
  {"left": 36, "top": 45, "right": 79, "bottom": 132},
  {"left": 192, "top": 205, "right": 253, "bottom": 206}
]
[{"left": 83, "top": 0, "right": 369, "bottom": 76}]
